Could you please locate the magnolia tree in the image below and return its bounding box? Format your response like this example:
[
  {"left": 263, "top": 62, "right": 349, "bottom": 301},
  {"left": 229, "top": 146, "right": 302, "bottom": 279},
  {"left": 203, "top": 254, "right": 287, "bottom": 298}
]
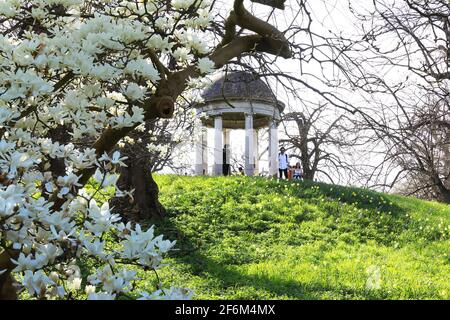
[{"left": 0, "top": 0, "right": 292, "bottom": 299}]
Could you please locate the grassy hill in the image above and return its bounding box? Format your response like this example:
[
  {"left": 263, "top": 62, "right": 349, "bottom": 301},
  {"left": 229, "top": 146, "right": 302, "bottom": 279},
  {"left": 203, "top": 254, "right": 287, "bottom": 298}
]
[{"left": 141, "top": 175, "right": 450, "bottom": 299}]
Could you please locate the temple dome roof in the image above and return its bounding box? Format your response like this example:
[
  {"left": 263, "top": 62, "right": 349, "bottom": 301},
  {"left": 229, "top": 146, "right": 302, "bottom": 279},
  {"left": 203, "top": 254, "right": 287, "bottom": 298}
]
[
  {"left": 201, "top": 71, "right": 279, "bottom": 105},
  {"left": 196, "top": 71, "right": 285, "bottom": 129}
]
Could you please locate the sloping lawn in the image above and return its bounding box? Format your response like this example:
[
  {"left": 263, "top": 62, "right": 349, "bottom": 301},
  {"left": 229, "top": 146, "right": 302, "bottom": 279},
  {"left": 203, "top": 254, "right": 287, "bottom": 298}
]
[{"left": 139, "top": 175, "right": 450, "bottom": 299}]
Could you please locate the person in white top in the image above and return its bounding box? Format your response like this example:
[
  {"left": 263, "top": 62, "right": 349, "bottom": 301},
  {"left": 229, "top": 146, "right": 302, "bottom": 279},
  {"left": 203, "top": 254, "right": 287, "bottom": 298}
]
[
  {"left": 278, "top": 147, "right": 289, "bottom": 179},
  {"left": 293, "top": 162, "right": 303, "bottom": 180}
]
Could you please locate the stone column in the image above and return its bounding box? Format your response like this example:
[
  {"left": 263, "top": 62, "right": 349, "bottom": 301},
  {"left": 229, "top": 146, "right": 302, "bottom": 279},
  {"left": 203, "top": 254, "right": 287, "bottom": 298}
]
[
  {"left": 268, "top": 119, "right": 278, "bottom": 177},
  {"left": 245, "top": 113, "right": 254, "bottom": 176},
  {"left": 253, "top": 129, "right": 259, "bottom": 175},
  {"left": 201, "top": 127, "right": 208, "bottom": 175},
  {"left": 194, "top": 124, "right": 204, "bottom": 175},
  {"left": 214, "top": 115, "right": 223, "bottom": 176}
]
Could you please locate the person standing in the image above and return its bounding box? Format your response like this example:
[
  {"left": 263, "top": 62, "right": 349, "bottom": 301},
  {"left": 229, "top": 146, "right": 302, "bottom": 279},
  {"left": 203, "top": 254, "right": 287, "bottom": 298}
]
[
  {"left": 278, "top": 147, "right": 289, "bottom": 179},
  {"left": 222, "top": 144, "right": 231, "bottom": 176}
]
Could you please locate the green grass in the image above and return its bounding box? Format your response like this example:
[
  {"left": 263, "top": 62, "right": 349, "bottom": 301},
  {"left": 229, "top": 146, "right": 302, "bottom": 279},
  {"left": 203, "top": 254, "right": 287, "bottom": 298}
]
[{"left": 139, "top": 175, "right": 450, "bottom": 300}]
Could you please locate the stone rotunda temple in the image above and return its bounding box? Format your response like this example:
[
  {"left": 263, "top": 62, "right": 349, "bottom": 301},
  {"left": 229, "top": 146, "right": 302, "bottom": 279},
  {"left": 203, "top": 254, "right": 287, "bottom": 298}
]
[{"left": 194, "top": 71, "right": 284, "bottom": 176}]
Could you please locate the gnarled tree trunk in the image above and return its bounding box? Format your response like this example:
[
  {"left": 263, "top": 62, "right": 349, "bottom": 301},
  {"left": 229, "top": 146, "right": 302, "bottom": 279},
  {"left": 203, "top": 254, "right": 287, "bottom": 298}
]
[
  {"left": 0, "top": 249, "right": 19, "bottom": 300},
  {"left": 0, "top": 273, "right": 17, "bottom": 300},
  {"left": 114, "top": 161, "right": 166, "bottom": 220},
  {"left": 112, "top": 120, "right": 167, "bottom": 221}
]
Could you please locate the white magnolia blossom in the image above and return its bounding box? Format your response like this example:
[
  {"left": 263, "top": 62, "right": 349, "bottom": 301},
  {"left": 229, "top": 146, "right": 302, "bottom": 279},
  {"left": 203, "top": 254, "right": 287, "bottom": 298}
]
[
  {"left": 87, "top": 292, "right": 117, "bottom": 300},
  {"left": 125, "top": 59, "right": 161, "bottom": 82},
  {"left": 99, "top": 151, "right": 128, "bottom": 167},
  {"left": 66, "top": 277, "right": 82, "bottom": 291},
  {"left": 197, "top": 57, "right": 216, "bottom": 75},
  {"left": 0, "top": 0, "right": 216, "bottom": 300},
  {"left": 173, "top": 47, "right": 193, "bottom": 63},
  {"left": 22, "top": 270, "right": 55, "bottom": 297},
  {"left": 85, "top": 285, "right": 96, "bottom": 296},
  {"left": 123, "top": 83, "right": 146, "bottom": 102}
]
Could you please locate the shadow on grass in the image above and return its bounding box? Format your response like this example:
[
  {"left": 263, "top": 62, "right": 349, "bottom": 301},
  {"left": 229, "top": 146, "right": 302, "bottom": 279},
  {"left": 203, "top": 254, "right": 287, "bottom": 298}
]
[{"left": 154, "top": 212, "right": 388, "bottom": 300}]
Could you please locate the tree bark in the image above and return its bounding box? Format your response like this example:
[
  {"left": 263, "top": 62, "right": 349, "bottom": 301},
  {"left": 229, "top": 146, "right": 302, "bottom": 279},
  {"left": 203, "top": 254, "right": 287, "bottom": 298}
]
[
  {"left": 0, "top": 274, "right": 17, "bottom": 300},
  {"left": 112, "top": 121, "right": 167, "bottom": 221},
  {"left": 0, "top": 249, "right": 19, "bottom": 300},
  {"left": 114, "top": 162, "right": 166, "bottom": 221}
]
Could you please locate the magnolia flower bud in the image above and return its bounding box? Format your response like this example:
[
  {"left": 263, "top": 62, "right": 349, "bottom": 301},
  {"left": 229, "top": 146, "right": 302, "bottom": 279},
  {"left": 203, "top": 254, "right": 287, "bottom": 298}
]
[{"left": 49, "top": 272, "right": 59, "bottom": 283}]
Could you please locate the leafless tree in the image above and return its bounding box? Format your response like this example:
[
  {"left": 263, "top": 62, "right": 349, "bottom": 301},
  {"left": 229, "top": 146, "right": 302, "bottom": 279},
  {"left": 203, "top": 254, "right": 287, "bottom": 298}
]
[
  {"left": 279, "top": 101, "right": 363, "bottom": 184},
  {"left": 347, "top": 0, "right": 450, "bottom": 201}
]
